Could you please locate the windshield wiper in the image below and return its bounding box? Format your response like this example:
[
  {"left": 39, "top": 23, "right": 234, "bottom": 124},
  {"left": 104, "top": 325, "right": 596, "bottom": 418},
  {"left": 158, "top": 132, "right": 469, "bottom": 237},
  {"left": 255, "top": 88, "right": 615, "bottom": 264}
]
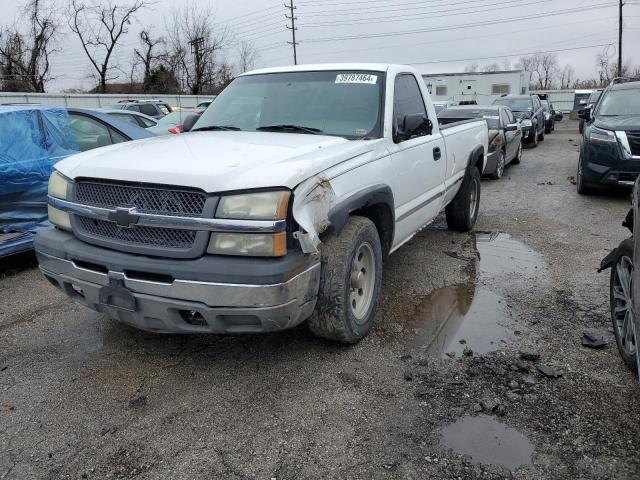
[
  {"left": 192, "top": 125, "right": 241, "bottom": 132},
  {"left": 256, "top": 124, "right": 322, "bottom": 134}
]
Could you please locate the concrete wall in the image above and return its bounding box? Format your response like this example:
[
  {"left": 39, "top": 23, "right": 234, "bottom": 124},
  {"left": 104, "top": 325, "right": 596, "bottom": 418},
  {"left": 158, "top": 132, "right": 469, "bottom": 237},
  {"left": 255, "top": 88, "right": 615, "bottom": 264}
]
[
  {"left": 0, "top": 92, "right": 214, "bottom": 109},
  {"left": 421, "top": 70, "right": 531, "bottom": 105}
]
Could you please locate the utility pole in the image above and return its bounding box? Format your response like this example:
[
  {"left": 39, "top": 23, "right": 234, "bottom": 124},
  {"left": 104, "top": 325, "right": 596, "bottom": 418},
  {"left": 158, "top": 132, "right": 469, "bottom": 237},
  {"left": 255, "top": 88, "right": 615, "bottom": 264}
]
[
  {"left": 285, "top": 0, "right": 298, "bottom": 65},
  {"left": 618, "top": 0, "right": 624, "bottom": 77}
]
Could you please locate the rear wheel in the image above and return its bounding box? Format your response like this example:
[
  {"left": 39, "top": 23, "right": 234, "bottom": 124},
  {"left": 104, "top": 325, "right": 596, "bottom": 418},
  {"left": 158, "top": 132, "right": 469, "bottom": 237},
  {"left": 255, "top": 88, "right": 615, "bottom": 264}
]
[
  {"left": 511, "top": 143, "right": 522, "bottom": 165},
  {"left": 309, "top": 216, "right": 383, "bottom": 343},
  {"left": 610, "top": 239, "right": 638, "bottom": 374},
  {"left": 490, "top": 151, "right": 505, "bottom": 180},
  {"left": 446, "top": 166, "right": 481, "bottom": 232}
]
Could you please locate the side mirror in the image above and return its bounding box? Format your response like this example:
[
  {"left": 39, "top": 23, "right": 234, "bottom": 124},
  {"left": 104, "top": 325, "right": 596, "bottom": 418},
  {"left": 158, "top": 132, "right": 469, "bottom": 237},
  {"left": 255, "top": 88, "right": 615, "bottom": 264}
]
[
  {"left": 505, "top": 123, "right": 518, "bottom": 132},
  {"left": 577, "top": 108, "right": 591, "bottom": 121},
  {"left": 182, "top": 113, "right": 199, "bottom": 132},
  {"left": 396, "top": 113, "right": 432, "bottom": 141}
]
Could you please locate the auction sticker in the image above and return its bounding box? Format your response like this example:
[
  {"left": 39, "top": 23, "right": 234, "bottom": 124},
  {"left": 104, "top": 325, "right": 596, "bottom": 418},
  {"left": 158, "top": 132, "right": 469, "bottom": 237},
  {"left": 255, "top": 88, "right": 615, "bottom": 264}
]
[{"left": 335, "top": 73, "right": 378, "bottom": 84}]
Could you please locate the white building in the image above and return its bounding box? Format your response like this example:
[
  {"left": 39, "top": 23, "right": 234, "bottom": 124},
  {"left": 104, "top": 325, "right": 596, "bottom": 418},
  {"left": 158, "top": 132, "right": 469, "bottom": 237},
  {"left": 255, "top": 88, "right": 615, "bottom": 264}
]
[{"left": 421, "top": 70, "right": 531, "bottom": 105}]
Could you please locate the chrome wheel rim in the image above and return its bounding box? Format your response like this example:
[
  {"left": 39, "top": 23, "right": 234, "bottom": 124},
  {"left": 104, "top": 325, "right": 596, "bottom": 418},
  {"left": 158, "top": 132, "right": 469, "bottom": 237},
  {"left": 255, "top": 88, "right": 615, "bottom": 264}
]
[
  {"left": 496, "top": 153, "right": 505, "bottom": 178},
  {"left": 613, "top": 255, "right": 637, "bottom": 356},
  {"left": 350, "top": 242, "right": 375, "bottom": 322},
  {"left": 469, "top": 177, "right": 479, "bottom": 219}
]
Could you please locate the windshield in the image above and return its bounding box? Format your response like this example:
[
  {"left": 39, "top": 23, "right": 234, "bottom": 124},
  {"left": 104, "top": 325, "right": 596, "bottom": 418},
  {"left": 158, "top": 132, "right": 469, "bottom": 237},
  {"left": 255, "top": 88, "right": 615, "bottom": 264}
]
[
  {"left": 493, "top": 98, "right": 533, "bottom": 112},
  {"left": 597, "top": 89, "right": 640, "bottom": 116},
  {"left": 439, "top": 108, "right": 500, "bottom": 129},
  {"left": 193, "top": 70, "right": 384, "bottom": 139},
  {"left": 157, "top": 111, "right": 198, "bottom": 126}
]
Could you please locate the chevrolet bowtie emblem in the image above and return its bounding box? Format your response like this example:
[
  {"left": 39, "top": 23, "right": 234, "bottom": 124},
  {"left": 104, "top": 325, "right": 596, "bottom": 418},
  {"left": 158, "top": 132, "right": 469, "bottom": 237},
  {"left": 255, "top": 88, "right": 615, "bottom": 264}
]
[{"left": 108, "top": 207, "right": 139, "bottom": 228}]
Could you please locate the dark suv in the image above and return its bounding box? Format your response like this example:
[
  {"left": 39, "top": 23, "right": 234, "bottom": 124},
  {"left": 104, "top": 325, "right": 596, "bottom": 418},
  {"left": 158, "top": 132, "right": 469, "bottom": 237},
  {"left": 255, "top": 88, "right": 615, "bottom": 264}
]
[
  {"left": 492, "top": 94, "right": 545, "bottom": 147},
  {"left": 104, "top": 100, "right": 172, "bottom": 119},
  {"left": 576, "top": 79, "right": 640, "bottom": 194}
]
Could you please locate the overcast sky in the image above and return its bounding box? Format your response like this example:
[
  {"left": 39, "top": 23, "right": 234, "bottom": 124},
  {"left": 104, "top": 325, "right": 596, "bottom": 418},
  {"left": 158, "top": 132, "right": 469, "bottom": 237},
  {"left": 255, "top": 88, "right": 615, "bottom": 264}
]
[{"left": 4, "top": 0, "right": 640, "bottom": 91}]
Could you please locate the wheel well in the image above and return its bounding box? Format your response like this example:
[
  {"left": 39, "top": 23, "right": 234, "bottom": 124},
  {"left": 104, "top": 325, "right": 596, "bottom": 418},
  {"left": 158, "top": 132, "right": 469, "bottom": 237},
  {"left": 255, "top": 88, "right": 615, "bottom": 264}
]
[
  {"left": 351, "top": 203, "right": 394, "bottom": 259},
  {"left": 469, "top": 146, "right": 484, "bottom": 174}
]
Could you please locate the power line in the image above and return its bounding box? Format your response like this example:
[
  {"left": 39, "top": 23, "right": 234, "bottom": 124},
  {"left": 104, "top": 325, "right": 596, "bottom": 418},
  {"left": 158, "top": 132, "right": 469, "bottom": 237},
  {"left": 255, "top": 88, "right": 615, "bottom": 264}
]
[
  {"left": 300, "top": 0, "right": 550, "bottom": 28},
  {"left": 405, "top": 42, "right": 614, "bottom": 65},
  {"left": 299, "top": 3, "right": 615, "bottom": 44},
  {"left": 285, "top": 0, "right": 298, "bottom": 65}
]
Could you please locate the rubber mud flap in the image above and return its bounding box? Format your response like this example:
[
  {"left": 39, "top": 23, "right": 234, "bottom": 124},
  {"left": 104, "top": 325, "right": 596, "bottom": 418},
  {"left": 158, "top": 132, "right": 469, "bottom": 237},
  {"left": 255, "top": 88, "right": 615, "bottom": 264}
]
[
  {"left": 598, "top": 247, "right": 619, "bottom": 273},
  {"left": 99, "top": 278, "right": 137, "bottom": 312}
]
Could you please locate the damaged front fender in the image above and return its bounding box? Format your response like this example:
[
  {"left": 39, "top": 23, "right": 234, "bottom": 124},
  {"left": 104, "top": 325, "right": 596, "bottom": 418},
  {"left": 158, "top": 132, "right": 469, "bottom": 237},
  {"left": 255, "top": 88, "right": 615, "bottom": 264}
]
[{"left": 292, "top": 175, "right": 338, "bottom": 254}]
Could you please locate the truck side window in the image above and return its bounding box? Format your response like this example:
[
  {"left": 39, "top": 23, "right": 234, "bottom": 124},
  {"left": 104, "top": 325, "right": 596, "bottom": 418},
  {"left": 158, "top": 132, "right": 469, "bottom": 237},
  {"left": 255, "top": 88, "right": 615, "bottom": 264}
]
[{"left": 393, "top": 74, "right": 428, "bottom": 141}]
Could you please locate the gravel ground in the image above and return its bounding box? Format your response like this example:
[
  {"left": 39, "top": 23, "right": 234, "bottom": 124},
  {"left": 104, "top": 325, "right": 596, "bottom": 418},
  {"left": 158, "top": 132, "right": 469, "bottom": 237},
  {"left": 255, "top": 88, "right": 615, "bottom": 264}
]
[{"left": 1, "top": 119, "right": 639, "bottom": 479}]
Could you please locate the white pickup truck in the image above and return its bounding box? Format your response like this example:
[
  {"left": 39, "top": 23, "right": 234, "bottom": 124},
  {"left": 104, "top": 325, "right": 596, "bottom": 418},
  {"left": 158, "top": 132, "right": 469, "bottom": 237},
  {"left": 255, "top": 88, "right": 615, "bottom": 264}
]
[{"left": 36, "top": 64, "right": 488, "bottom": 343}]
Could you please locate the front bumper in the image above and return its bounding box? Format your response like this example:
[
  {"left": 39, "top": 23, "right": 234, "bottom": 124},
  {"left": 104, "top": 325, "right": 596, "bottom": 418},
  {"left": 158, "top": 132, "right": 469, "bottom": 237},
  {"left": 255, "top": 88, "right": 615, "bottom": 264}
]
[
  {"left": 581, "top": 140, "right": 640, "bottom": 188},
  {"left": 35, "top": 227, "right": 320, "bottom": 334}
]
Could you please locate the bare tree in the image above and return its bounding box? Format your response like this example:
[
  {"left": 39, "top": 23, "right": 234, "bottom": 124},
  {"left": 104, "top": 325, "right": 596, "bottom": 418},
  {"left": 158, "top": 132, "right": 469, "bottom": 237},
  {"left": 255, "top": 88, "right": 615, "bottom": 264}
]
[
  {"left": 596, "top": 48, "right": 613, "bottom": 86},
  {"left": 559, "top": 64, "right": 575, "bottom": 89},
  {"left": 69, "top": 0, "right": 150, "bottom": 93},
  {"left": 537, "top": 53, "right": 558, "bottom": 89},
  {"left": 502, "top": 58, "right": 512, "bottom": 71},
  {"left": 167, "top": 1, "right": 229, "bottom": 95},
  {"left": 0, "top": 0, "right": 59, "bottom": 92},
  {"left": 464, "top": 62, "right": 479, "bottom": 73},
  {"left": 516, "top": 55, "right": 538, "bottom": 88},
  {"left": 135, "top": 29, "right": 164, "bottom": 87},
  {"left": 237, "top": 40, "right": 258, "bottom": 74},
  {"left": 481, "top": 63, "right": 501, "bottom": 73}
]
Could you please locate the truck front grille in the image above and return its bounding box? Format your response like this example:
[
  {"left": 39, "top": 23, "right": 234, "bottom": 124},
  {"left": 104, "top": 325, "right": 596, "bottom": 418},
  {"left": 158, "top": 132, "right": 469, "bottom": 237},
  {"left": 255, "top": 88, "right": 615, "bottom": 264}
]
[
  {"left": 72, "top": 180, "right": 211, "bottom": 258},
  {"left": 626, "top": 131, "right": 640, "bottom": 157},
  {"left": 76, "top": 181, "right": 207, "bottom": 216},
  {"left": 78, "top": 217, "right": 197, "bottom": 250}
]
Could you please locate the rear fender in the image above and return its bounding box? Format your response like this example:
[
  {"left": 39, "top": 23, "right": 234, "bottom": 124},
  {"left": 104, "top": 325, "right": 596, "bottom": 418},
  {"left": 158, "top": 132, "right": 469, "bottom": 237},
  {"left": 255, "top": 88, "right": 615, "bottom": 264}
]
[{"left": 598, "top": 247, "right": 620, "bottom": 273}]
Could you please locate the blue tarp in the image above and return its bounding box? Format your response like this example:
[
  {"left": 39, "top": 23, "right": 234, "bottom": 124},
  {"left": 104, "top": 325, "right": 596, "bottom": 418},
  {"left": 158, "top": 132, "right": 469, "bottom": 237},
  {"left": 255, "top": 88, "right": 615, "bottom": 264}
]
[{"left": 0, "top": 106, "right": 79, "bottom": 257}]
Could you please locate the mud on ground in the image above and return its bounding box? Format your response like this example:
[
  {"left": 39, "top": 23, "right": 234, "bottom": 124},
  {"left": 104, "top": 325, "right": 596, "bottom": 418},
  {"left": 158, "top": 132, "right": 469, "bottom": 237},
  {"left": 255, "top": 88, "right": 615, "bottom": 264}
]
[{"left": 1, "top": 120, "right": 639, "bottom": 479}]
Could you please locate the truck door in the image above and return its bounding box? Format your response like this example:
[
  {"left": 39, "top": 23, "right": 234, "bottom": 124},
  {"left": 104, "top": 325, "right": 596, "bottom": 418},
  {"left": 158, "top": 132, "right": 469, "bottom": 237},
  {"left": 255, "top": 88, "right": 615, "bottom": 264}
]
[{"left": 388, "top": 73, "right": 446, "bottom": 245}]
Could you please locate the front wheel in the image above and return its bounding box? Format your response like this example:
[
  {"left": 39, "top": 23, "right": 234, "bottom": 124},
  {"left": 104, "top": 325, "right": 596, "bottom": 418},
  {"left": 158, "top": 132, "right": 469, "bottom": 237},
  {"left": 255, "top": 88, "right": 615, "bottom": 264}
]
[
  {"left": 576, "top": 155, "right": 594, "bottom": 195},
  {"left": 446, "top": 167, "right": 481, "bottom": 232},
  {"left": 309, "top": 216, "right": 383, "bottom": 343},
  {"left": 610, "top": 239, "right": 638, "bottom": 374},
  {"left": 538, "top": 128, "right": 545, "bottom": 141}
]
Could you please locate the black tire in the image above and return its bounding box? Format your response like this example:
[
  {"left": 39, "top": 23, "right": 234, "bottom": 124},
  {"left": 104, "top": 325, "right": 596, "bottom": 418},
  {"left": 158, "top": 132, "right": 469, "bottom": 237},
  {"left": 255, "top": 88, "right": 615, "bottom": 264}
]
[
  {"left": 609, "top": 238, "right": 638, "bottom": 375},
  {"left": 511, "top": 142, "right": 522, "bottom": 164},
  {"left": 309, "top": 216, "right": 383, "bottom": 343},
  {"left": 545, "top": 127, "right": 551, "bottom": 134},
  {"left": 490, "top": 151, "right": 505, "bottom": 180},
  {"left": 529, "top": 128, "right": 539, "bottom": 148},
  {"left": 446, "top": 166, "right": 481, "bottom": 232},
  {"left": 576, "top": 154, "right": 594, "bottom": 195},
  {"left": 538, "top": 128, "right": 545, "bottom": 141}
]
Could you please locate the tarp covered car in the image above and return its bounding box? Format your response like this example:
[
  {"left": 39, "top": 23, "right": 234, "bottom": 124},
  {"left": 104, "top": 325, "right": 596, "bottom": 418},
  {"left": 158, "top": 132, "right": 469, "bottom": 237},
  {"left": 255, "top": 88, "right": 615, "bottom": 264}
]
[{"left": 0, "top": 106, "right": 79, "bottom": 257}]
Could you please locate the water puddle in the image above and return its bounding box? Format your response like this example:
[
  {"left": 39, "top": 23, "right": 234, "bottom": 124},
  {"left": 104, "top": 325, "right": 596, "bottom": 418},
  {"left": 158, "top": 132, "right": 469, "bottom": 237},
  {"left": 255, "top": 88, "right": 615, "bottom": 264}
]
[
  {"left": 439, "top": 415, "right": 534, "bottom": 470},
  {"left": 392, "top": 232, "right": 546, "bottom": 356},
  {"left": 407, "top": 286, "right": 515, "bottom": 358}
]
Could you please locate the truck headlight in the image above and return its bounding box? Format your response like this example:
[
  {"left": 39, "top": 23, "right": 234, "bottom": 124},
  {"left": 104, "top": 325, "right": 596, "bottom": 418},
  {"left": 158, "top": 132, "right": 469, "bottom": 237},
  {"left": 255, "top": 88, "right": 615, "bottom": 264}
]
[
  {"left": 589, "top": 126, "right": 617, "bottom": 145},
  {"left": 216, "top": 191, "right": 290, "bottom": 220},
  {"left": 520, "top": 119, "right": 532, "bottom": 127},
  {"left": 48, "top": 171, "right": 70, "bottom": 200},
  {"left": 208, "top": 190, "right": 290, "bottom": 256},
  {"left": 207, "top": 232, "right": 287, "bottom": 257},
  {"left": 47, "top": 171, "right": 72, "bottom": 230}
]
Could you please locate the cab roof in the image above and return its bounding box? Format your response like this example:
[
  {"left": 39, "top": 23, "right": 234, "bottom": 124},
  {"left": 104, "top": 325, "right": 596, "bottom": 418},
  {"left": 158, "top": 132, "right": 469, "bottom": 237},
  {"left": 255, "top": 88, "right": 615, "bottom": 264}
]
[{"left": 241, "top": 63, "right": 401, "bottom": 76}]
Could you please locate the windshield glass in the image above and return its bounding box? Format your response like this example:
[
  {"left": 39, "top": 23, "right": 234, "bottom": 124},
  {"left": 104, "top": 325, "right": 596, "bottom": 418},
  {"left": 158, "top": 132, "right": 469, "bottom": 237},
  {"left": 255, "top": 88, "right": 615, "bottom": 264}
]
[
  {"left": 439, "top": 108, "right": 500, "bottom": 129},
  {"left": 493, "top": 98, "right": 533, "bottom": 112},
  {"left": 193, "top": 70, "right": 384, "bottom": 139},
  {"left": 157, "top": 111, "right": 198, "bottom": 126},
  {"left": 597, "top": 89, "right": 640, "bottom": 116}
]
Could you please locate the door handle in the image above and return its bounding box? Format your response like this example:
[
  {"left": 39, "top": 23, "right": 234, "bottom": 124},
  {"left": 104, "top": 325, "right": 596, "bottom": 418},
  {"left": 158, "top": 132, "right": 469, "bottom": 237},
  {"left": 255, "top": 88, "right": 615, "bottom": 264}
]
[{"left": 433, "top": 147, "right": 442, "bottom": 160}]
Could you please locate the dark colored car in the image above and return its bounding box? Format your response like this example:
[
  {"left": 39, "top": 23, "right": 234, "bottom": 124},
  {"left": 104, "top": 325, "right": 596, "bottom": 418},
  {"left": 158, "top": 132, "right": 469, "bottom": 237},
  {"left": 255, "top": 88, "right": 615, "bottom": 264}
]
[
  {"left": 576, "top": 80, "right": 640, "bottom": 194},
  {"left": 438, "top": 105, "right": 522, "bottom": 179},
  {"left": 541, "top": 100, "right": 555, "bottom": 133},
  {"left": 104, "top": 99, "right": 172, "bottom": 119},
  {"left": 492, "top": 94, "right": 545, "bottom": 147},
  {"left": 599, "top": 176, "right": 640, "bottom": 375},
  {"left": 0, "top": 106, "right": 153, "bottom": 257},
  {"left": 579, "top": 89, "right": 603, "bottom": 134}
]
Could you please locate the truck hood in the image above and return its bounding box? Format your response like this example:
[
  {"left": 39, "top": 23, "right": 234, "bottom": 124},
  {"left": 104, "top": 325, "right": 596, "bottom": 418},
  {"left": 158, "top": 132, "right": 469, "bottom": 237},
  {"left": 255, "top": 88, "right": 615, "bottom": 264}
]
[
  {"left": 594, "top": 115, "right": 640, "bottom": 131},
  {"left": 56, "top": 131, "right": 373, "bottom": 192}
]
